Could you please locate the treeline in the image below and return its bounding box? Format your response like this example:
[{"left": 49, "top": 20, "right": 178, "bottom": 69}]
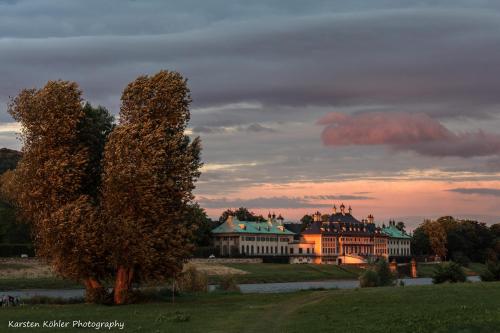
[{"left": 411, "top": 216, "right": 500, "bottom": 264}]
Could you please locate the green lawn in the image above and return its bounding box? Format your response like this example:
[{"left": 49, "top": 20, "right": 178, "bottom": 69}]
[
  {"left": 417, "top": 262, "right": 486, "bottom": 277},
  {"left": 218, "top": 263, "right": 365, "bottom": 283},
  {"left": 1, "top": 282, "right": 499, "bottom": 332},
  {"left": 0, "top": 278, "right": 82, "bottom": 291}
]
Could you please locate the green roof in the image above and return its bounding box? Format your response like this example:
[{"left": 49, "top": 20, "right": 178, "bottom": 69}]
[
  {"left": 382, "top": 225, "right": 411, "bottom": 239},
  {"left": 212, "top": 217, "right": 295, "bottom": 235}
]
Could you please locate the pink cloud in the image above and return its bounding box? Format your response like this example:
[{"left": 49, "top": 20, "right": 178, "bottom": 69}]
[{"left": 319, "top": 112, "right": 500, "bottom": 157}]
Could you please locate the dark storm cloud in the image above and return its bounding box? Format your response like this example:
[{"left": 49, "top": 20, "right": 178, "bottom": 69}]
[
  {"left": 447, "top": 188, "right": 500, "bottom": 197},
  {"left": 1, "top": 2, "right": 500, "bottom": 122}
]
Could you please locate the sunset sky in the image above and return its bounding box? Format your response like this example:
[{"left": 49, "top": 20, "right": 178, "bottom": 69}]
[{"left": 1, "top": 1, "right": 500, "bottom": 227}]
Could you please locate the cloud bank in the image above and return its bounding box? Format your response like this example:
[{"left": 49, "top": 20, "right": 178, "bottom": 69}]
[{"left": 319, "top": 112, "right": 500, "bottom": 157}]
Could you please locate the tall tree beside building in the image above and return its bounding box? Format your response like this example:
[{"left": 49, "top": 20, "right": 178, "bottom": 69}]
[
  {"left": 101, "top": 71, "right": 202, "bottom": 304},
  {"left": 219, "top": 207, "right": 265, "bottom": 223},
  {"left": 7, "top": 81, "right": 114, "bottom": 299},
  {"left": 422, "top": 219, "right": 448, "bottom": 259}
]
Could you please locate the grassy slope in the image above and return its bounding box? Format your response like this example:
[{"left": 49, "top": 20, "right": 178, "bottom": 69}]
[
  {"left": 219, "top": 263, "right": 365, "bottom": 283},
  {"left": 1, "top": 282, "right": 499, "bottom": 333},
  {"left": 417, "top": 262, "right": 486, "bottom": 277}
]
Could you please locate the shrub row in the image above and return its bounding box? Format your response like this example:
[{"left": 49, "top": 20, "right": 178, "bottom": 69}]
[{"left": 0, "top": 243, "right": 34, "bottom": 257}]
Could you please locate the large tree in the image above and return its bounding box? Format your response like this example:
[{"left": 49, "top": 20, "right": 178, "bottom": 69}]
[
  {"left": 422, "top": 219, "right": 448, "bottom": 259},
  {"left": 7, "top": 82, "right": 114, "bottom": 301},
  {"left": 101, "top": 71, "right": 201, "bottom": 304},
  {"left": 219, "top": 207, "right": 265, "bottom": 223}
]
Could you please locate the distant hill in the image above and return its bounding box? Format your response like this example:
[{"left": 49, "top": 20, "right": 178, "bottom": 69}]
[{"left": 0, "top": 148, "right": 21, "bottom": 174}]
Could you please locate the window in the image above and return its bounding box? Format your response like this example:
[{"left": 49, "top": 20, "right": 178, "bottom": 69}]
[
  {"left": 257, "top": 246, "right": 260, "bottom": 254},
  {"left": 307, "top": 248, "right": 310, "bottom": 254},
  {"left": 266, "top": 246, "right": 269, "bottom": 253},
  {"left": 290, "top": 248, "right": 294, "bottom": 254},
  {"left": 299, "top": 248, "right": 303, "bottom": 254},
  {"left": 251, "top": 245, "right": 254, "bottom": 254}
]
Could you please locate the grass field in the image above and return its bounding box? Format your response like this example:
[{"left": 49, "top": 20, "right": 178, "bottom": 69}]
[
  {"left": 417, "top": 262, "right": 486, "bottom": 278},
  {"left": 220, "top": 263, "right": 364, "bottom": 283},
  {"left": 1, "top": 259, "right": 487, "bottom": 290},
  {"left": 1, "top": 282, "right": 499, "bottom": 332}
]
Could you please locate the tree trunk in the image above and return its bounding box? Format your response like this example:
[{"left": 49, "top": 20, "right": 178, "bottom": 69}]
[
  {"left": 113, "top": 266, "right": 133, "bottom": 305},
  {"left": 84, "top": 278, "right": 106, "bottom": 303}
]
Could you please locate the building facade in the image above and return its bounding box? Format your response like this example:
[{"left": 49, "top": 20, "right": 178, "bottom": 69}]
[
  {"left": 293, "top": 205, "right": 389, "bottom": 264},
  {"left": 211, "top": 204, "right": 411, "bottom": 264},
  {"left": 211, "top": 214, "right": 295, "bottom": 257},
  {"left": 382, "top": 220, "right": 412, "bottom": 257}
]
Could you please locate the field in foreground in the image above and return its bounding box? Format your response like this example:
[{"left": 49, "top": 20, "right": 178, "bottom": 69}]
[{"left": 1, "top": 282, "right": 499, "bottom": 333}]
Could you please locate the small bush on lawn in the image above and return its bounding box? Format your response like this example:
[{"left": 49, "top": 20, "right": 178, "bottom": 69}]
[
  {"left": 480, "top": 261, "right": 500, "bottom": 282},
  {"left": 432, "top": 261, "right": 466, "bottom": 284},
  {"left": 177, "top": 265, "right": 208, "bottom": 293},
  {"left": 218, "top": 275, "right": 240, "bottom": 292},
  {"left": 359, "top": 259, "right": 396, "bottom": 288},
  {"left": 359, "top": 270, "right": 379, "bottom": 288}
]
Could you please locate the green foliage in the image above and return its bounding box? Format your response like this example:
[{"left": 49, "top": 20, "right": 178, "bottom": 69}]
[
  {"left": 0, "top": 201, "right": 31, "bottom": 244},
  {"left": 219, "top": 207, "right": 265, "bottom": 223},
  {"left": 218, "top": 275, "right": 240, "bottom": 292},
  {"left": 185, "top": 203, "right": 218, "bottom": 247},
  {"left": 0, "top": 148, "right": 21, "bottom": 175},
  {"left": 359, "top": 270, "right": 379, "bottom": 288},
  {"left": 395, "top": 221, "right": 406, "bottom": 232},
  {"left": 432, "top": 261, "right": 467, "bottom": 284},
  {"left": 451, "top": 251, "right": 471, "bottom": 267},
  {"left": 412, "top": 216, "right": 499, "bottom": 263},
  {"left": 177, "top": 266, "right": 208, "bottom": 293},
  {"left": 375, "top": 259, "right": 396, "bottom": 286},
  {"left": 300, "top": 214, "right": 313, "bottom": 231},
  {"left": 0, "top": 243, "right": 34, "bottom": 257},
  {"left": 480, "top": 261, "right": 500, "bottom": 282},
  {"left": 78, "top": 103, "right": 114, "bottom": 199},
  {"left": 359, "top": 259, "right": 396, "bottom": 288}
]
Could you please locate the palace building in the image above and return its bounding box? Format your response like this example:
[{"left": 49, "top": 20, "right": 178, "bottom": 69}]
[
  {"left": 211, "top": 213, "right": 295, "bottom": 257},
  {"left": 211, "top": 204, "right": 410, "bottom": 264}
]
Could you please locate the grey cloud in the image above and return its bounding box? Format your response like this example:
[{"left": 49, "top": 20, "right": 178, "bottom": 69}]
[
  {"left": 304, "top": 195, "right": 374, "bottom": 200},
  {"left": 447, "top": 188, "right": 500, "bottom": 197},
  {"left": 198, "top": 196, "right": 334, "bottom": 209},
  {"left": 192, "top": 123, "right": 276, "bottom": 134},
  {"left": 2, "top": 5, "right": 500, "bottom": 122}
]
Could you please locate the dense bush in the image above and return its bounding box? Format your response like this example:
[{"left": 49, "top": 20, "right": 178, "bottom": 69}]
[
  {"left": 480, "top": 261, "right": 500, "bottom": 282},
  {"left": 359, "top": 270, "right": 379, "bottom": 288},
  {"left": 177, "top": 265, "right": 208, "bottom": 293},
  {"left": 218, "top": 275, "right": 240, "bottom": 292},
  {"left": 359, "top": 259, "right": 396, "bottom": 288},
  {"left": 451, "top": 252, "right": 471, "bottom": 267},
  {"left": 0, "top": 243, "right": 34, "bottom": 257},
  {"left": 432, "top": 262, "right": 466, "bottom": 284}
]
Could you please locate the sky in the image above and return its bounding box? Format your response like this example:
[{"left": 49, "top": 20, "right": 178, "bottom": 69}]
[{"left": 1, "top": 0, "right": 500, "bottom": 227}]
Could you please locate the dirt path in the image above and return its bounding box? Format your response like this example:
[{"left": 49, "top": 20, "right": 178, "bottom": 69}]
[{"left": 241, "top": 291, "right": 331, "bottom": 333}]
